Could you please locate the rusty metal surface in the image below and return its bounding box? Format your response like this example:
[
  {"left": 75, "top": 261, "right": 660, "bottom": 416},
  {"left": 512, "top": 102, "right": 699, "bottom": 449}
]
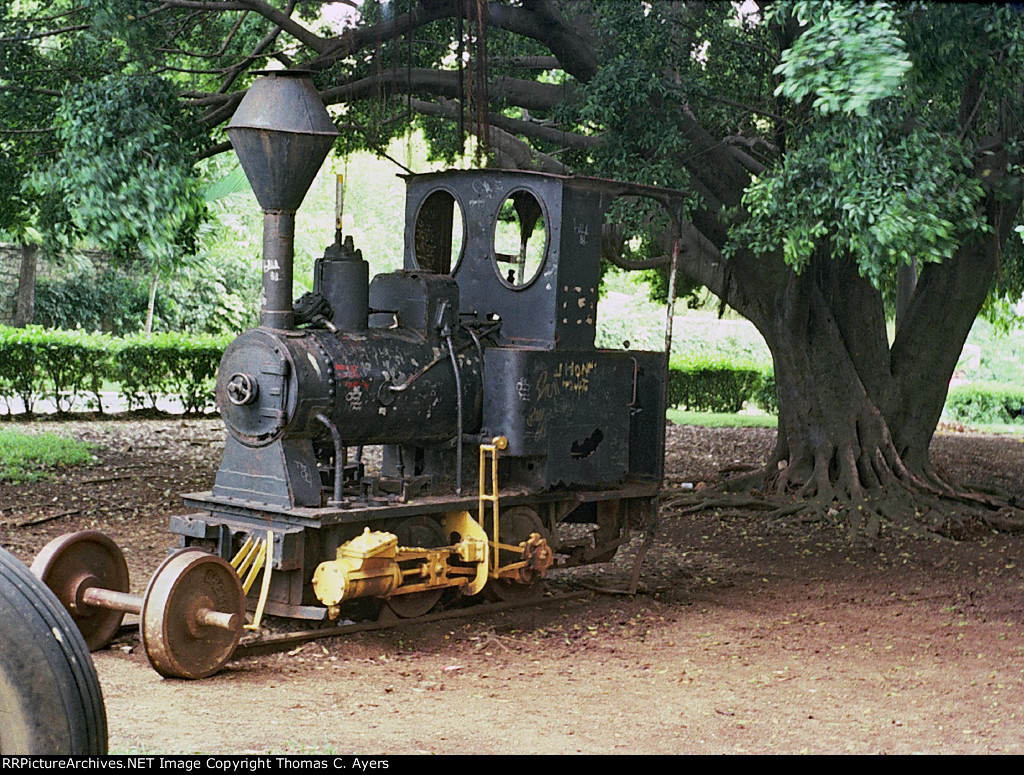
[
  {"left": 228, "top": 72, "right": 339, "bottom": 331},
  {"left": 259, "top": 210, "right": 297, "bottom": 329},
  {"left": 482, "top": 348, "right": 634, "bottom": 486},
  {"left": 141, "top": 549, "right": 245, "bottom": 680},
  {"left": 484, "top": 505, "right": 549, "bottom": 602},
  {"left": 521, "top": 533, "right": 554, "bottom": 580},
  {"left": 401, "top": 170, "right": 688, "bottom": 347},
  {"left": 31, "top": 531, "right": 130, "bottom": 651},
  {"left": 180, "top": 483, "right": 659, "bottom": 527},
  {"left": 313, "top": 235, "right": 369, "bottom": 332},
  {"left": 226, "top": 72, "right": 338, "bottom": 212}
]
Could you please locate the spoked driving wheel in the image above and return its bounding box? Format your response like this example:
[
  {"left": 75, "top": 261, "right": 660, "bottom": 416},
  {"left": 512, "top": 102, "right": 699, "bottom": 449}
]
[{"left": 385, "top": 516, "right": 447, "bottom": 618}]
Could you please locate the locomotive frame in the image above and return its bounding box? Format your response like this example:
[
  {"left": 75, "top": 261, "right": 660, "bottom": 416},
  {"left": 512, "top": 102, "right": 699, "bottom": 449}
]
[{"left": 31, "top": 72, "right": 689, "bottom": 678}]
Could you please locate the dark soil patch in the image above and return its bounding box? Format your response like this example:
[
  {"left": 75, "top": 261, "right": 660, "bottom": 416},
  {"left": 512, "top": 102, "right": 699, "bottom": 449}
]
[{"left": 3, "top": 420, "right": 1024, "bottom": 754}]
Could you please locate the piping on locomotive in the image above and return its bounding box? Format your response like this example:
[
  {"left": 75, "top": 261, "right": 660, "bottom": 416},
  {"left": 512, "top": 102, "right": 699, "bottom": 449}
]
[{"left": 32, "top": 71, "right": 689, "bottom": 678}]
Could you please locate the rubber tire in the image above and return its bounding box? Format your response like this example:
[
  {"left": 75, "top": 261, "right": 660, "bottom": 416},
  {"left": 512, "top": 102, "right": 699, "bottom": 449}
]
[{"left": 0, "top": 547, "right": 108, "bottom": 754}]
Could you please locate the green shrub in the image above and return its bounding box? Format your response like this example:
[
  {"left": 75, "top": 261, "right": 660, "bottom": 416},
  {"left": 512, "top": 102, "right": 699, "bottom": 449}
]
[
  {"left": 0, "top": 327, "right": 119, "bottom": 414},
  {"left": 0, "top": 326, "right": 226, "bottom": 415},
  {"left": 754, "top": 368, "right": 777, "bottom": 414},
  {"left": 115, "top": 337, "right": 166, "bottom": 410},
  {"left": 162, "top": 335, "right": 226, "bottom": 414},
  {"left": 944, "top": 382, "right": 1024, "bottom": 425},
  {"left": 35, "top": 270, "right": 166, "bottom": 336},
  {"left": 34, "top": 328, "right": 116, "bottom": 413},
  {"left": 667, "top": 353, "right": 765, "bottom": 413},
  {"left": 114, "top": 333, "right": 227, "bottom": 413},
  {"left": 35, "top": 266, "right": 253, "bottom": 338},
  {"left": 0, "top": 326, "right": 45, "bottom": 414}
]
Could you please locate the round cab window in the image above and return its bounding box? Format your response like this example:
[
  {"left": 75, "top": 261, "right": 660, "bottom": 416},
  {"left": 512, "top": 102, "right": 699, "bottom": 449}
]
[
  {"left": 413, "top": 189, "right": 465, "bottom": 274},
  {"left": 493, "top": 190, "right": 548, "bottom": 288}
]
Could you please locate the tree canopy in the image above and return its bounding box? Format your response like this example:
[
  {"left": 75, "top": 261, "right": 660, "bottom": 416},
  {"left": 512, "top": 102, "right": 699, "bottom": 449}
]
[{"left": 5, "top": 0, "right": 1024, "bottom": 536}]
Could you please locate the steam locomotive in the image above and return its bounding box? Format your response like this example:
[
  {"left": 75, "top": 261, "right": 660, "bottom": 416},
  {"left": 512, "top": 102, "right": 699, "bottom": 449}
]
[{"left": 32, "top": 73, "right": 686, "bottom": 678}]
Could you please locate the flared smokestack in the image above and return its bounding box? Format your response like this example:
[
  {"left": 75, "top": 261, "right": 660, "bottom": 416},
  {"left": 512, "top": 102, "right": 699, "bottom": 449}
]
[{"left": 227, "top": 72, "right": 339, "bottom": 329}]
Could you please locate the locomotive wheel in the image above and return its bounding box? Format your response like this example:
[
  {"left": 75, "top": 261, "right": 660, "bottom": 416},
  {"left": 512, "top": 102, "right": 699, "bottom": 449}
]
[
  {"left": 0, "top": 547, "right": 108, "bottom": 754},
  {"left": 386, "top": 516, "right": 447, "bottom": 619},
  {"left": 485, "top": 505, "right": 549, "bottom": 603},
  {"left": 141, "top": 549, "right": 245, "bottom": 680},
  {"left": 30, "top": 530, "right": 130, "bottom": 652}
]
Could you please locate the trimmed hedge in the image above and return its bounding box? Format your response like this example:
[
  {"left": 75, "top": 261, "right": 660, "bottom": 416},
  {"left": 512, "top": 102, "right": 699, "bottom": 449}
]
[
  {"left": 667, "top": 353, "right": 776, "bottom": 413},
  {"left": 752, "top": 370, "right": 777, "bottom": 414},
  {"left": 12, "top": 327, "right": 1011, "bottom": 425},
  {"left": 0, "top": 327, "right": 116, "bottom": 414},
  {"left": 664, "top": 361, "right": 1024, "bottom": 425},
  {"left": 944, "top": 382, "right": 1024, "bottom": 425},
  {"left": 0, "top": 326, "right": 228, "bottom": 415},
  {"left": 116, "top": 333, "right": 226, "bottom": 414}
]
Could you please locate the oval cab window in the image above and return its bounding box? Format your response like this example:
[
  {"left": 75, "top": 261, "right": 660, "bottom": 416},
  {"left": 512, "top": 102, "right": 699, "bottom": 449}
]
[
  {"left": 413, "top": 189, "right": 465, "bottom": 274},
  {"left": 492, "top": 190, "right": 548, "bottom": 288}
]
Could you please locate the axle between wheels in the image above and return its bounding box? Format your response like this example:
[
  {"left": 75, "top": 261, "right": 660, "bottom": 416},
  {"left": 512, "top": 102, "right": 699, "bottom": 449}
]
[{"left": 31, "top": 531, "right": 245, "bottom": 680}]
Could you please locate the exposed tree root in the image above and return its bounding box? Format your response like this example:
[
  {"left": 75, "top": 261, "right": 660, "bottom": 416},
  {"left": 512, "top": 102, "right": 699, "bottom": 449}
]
[{"left": 662, "top": 455, "right": 1024, "bottom": 542}]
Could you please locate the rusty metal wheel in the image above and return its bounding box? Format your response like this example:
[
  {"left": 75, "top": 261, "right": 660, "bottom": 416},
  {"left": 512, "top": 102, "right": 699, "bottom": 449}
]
[
  {"left": 141, "top": 549, "right": 245, "bottom": 680},
  {"left": 385, "top": 516, "right": 447, "bottom": 618},
  {"left": 485, "top": 505, "right": 549, "bottom": 603},
  {"left": 30, "top": 530, "right": 130, "bottom": 651}
]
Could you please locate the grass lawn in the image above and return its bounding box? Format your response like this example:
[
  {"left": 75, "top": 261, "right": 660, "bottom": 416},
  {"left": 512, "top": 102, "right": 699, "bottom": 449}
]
[
  {"left": 667, "top": 408, "right": 777, "bottom": 428},
  {"left": 667, "top": 408, "right": 1024, "bottom": 436},
  {"left": 0, "top": 428, "right": 94, "bottom": 482}
]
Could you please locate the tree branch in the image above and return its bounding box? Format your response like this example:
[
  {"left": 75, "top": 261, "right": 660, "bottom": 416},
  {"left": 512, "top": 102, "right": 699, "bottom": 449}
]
[
  {"left": 154, "top": 8, "right": 250, "bottom": 60},
  {"left": 301, "top": 0, "right": 598, "bottom": 84},
  {"left": 4, "top": 5, "right": 88, "bottom": 25},
  {"left": 483, "top": 122, "right": 571, "bottom": 174},
  {"left": 152, "top": 0, "right": 328, "bottom": 53},
  {"left": 0, "top": 24, "right": 90, "bottom": 44},
  {"left": 486, "top": 0, "right": 598, "bottom": 82},
  {"left": 304, "top": 0, "right": 458, "bottom": 72},
  {"left": 318, "top": 68, "right": 574, "bottom": 113},
  {"left": 217, "top": 2, "right": 294, "bottom": 94},
  {"left": 408, "top": 97, "right": 575, "bottom": 173}
]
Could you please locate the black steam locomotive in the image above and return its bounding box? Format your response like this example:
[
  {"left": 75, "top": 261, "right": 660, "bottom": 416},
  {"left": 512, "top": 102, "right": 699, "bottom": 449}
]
[{"left": 32, "top": 73, "right": 686, "bottom": 678}]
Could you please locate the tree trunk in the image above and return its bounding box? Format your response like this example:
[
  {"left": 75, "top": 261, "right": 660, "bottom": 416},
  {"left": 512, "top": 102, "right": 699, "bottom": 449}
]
[
  {"left": 144, "top": 273, "right": 158, "bottom": 334},
  {"left": 895, "top": 257, "right": 917, "bottom": 333},
  {"left": 12, "top": 244, "right": 36, "bottom": 328},
  {"left": 718, "top": 195, "right": 1024, "bottom": 537},
  {"left": 661, "top": 104, "right": 1024, "bottom": 537},
  {"left": 729, "top": 280, "right": 976, "bottom": 536}
]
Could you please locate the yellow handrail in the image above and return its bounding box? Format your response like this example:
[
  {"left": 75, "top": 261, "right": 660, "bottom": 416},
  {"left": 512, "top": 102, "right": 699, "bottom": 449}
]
[{"left": 478, "top": 436, "right": 507, "bottom": 578}]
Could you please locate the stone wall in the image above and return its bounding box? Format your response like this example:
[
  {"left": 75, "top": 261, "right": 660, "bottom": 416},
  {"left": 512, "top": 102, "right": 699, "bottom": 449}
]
[
  {"left": 0, "top": 244, "right": 24, "bottom": 326},
  {"left": 0, "top": 244, "right": 108, "bottom": 326}
]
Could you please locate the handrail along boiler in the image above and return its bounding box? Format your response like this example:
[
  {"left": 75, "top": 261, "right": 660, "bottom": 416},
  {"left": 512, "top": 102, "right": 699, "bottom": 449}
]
[{"left": 31, "top": 72, "right": 687, "bottom": 678}]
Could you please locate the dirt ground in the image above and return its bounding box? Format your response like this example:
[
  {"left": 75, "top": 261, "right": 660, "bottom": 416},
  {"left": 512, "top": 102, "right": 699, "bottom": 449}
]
[{"left": 4, "top": 416, "right": 1024, "bottom": 754}]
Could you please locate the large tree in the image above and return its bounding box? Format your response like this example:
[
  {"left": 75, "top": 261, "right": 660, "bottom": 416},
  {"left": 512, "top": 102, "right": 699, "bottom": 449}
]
[
  {"left": 5, "top": 0, "right": 1024, "bottom": 536},
  {"left": 0, "top": 1, "right": 210, "bottom": 331}
]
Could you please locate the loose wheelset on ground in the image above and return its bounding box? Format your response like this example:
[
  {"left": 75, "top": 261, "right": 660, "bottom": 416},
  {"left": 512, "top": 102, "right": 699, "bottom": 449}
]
[{"left": 32, "top": 530, "right": 246, "bottom": 680}]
